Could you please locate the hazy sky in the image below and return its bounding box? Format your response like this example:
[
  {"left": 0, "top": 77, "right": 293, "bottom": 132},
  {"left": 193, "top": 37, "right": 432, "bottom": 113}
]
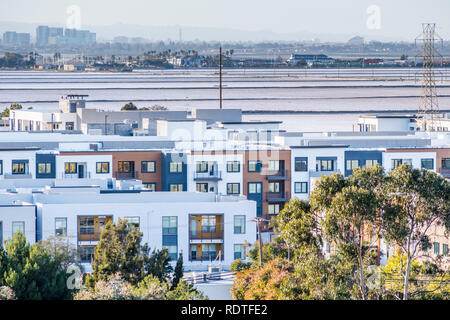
[{"left": 1, "top": 0, "right": 449, "bottom": 40}]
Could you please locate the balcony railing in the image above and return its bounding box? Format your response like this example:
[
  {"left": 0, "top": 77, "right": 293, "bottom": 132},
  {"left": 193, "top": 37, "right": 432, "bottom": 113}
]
[
  {"left": 115, "top": 171, "right": 139, "bottom": 179},
  {"left": 190, "top": 255, "right": 224, "bottom": 262},
  {"left": 265, "top": 169, "right": 289, "bottom": 180},
  {"left": 190, "top": 229, "right": 224, "bottom": 240},
  {"left": 78, "top": 231, "right": 101, "bottom": 241},
  {"left": 266, "top": 191, "right": 290, "bottom": 202},
  {"left": 61, "top": 172, "right": 92, "bottom": 179},
  {"left": 193, "top": 170, "right": 222, "bottom": 181}
]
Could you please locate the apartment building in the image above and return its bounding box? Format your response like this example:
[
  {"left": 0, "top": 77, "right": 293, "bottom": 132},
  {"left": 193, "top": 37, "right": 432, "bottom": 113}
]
[
  {"left": 383, "top": 148, "right": 437, "bottom": 172},
  {"left": 31, "top": 187, "right": 256, "bottom": 271},
  {"left": 290, "top": 145, "right": 346, "bottom": 201}
]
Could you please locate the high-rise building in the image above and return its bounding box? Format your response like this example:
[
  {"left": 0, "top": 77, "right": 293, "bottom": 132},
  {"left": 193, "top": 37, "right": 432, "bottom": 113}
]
[{"left": 2, "top": 31, "right": 30, "bottom": 46}]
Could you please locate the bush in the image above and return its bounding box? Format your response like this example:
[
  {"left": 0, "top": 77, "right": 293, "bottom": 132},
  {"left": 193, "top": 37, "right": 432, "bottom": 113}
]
[{"left": 230, "top": 259, "right": 251, "bottom": 272}]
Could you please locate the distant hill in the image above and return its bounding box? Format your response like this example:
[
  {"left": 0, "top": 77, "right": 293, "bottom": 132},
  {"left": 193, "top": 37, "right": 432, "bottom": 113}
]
[{"left": 0, "top": 21, "right": 401, "bottom": 43}]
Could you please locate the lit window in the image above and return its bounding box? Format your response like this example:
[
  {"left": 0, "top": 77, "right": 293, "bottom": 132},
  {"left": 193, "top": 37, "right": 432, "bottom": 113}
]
[
  {"left": 65, "top": 162, "right": 77, "bottom": 174},
  {"left": 38, "top": 162, "right": 52, "bottom": 174},
  {"left": 170, "top": 184, "right": 183, "bottom": 192},
  {"left": 96, "top": 162, "right": 109, "bottom": 173}
]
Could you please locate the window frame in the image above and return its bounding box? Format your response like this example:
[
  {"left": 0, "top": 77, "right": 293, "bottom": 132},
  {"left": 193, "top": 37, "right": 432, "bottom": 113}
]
[
  {"left": 226, "top": 161, "right": 240, "bottom": 173},
  {"left": 227, "top": 183, "right": 240, "bottom": 195},
  {"left": 141, "top": 161, "right": 156, "bottom": 173},
  {"left": 294, "top": 182, "right": 308, "bottom": 194},
  {"left": 38, "top": 162, "right": 52, "bottom": 174},
  {"left": 96, "top": 162, "right": 110, "bottom": 174},
  {"left": 55, "top": 217, "right": 67, "bottom": 236}
]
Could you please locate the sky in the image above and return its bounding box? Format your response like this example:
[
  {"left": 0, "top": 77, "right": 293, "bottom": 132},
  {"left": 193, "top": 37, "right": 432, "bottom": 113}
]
[{"left": 0, "top": 0, "right": 449, "bottom": 41}]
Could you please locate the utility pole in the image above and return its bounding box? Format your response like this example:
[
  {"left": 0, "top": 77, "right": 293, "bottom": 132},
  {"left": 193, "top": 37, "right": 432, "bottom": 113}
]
[
  {"left": 252, "top": 217, "right": 269, "bottom": 267},
  {"left": 104, "top": 115, "right": 108, "bottom": 135},
  {"left": 219, "top": 46, "right": 222, "bottom": 109}
]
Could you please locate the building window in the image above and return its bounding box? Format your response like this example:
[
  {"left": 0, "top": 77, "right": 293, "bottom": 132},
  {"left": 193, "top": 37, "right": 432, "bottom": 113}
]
[
  {"left": 196, "top": 183, "right": 208, "bottom": 192},
  {"left": 38, "top": 162, "right": 52, "bottom": 174},
  {"left": 268, "top": 160, "right": 280, "bottom": 172},
  {"left": 442, "top": 158, "right": 450, "bottom": 169},
  {"left": 79, "top": 217, "right": 95, "bottom": 235},
  {"left": 201, "top": 216, "right": 216, "bottom": 233},
  {"left": 248, "top": 160, "right": 262, "bottom": 172},
  {"left": 201, "top": 244, "right": 217, "bottom": 260},
  {"left": 169, "top": 184, "right": 183, "bottom": 192},
  {"left": 65, "top": 122, "right": 74, "bottom": 130},
  {"left": 234, "top": 244, "right": 246, "bottom": 260},
  {"left": 234, "top": 215, "right": 245, "bottom": 234},
  {"left": 190, "top": 245, "right": 197, "bottom": 260},
  {"left": 346, "top": 160, "right": 359, "bottom": 171},
  {"left": 316, "top": 159, "right": 334, "bottom": 171},
  {"left": 196, "top": 161, "right": 208, "bottom": 173},
  {"left": 0, "top": 221, "right": 2, "bottom": 245},
  {"left": 0, "top": 160, "right": 2, "bottom": 175},
  {"left": 248, "top": 182, "right": 262, "bottom": 194},
  {"left": 227, "top": 183, "right": 240, "bottom": 195},
  {"left": 169, "top": 162, "right": 183, "bottom": 173},
  {"left": 95, "top": 162, "right": 109, "bottom": 174},
  {"left": 118, "top": 161, "right": 132, "bottom": 172},
  {"left": 79, "top": 246, "right": 95, "bottom": 262},
  {"left": 65, "top": 162, "right": 77, "bottom": 174},
  {"left": 143, "top": 183, "right": 156, "bottom": 191},
  {"left": 12, "top": 221, "right": 25, "bottom": 234},
  {"left": 141, "top": 161, "right": 156, "bottom": 173},
  {"left": 295, "top": 157, "right": 308, "bottom": 172},
  {"left": 164, "top": 245, "right": 177, "bottom": 261},
  {"left": 162, "top": 216, "right": 177, "bottom": 235},
  {"left": 294, "top": 182, "right": 308, "bottom": 194},
  {"left": 55, "top": 218, "right": 67, "bottom": 236},
  {"left": 125, "top": 217, "right": 140, "bottom": 229},
  {"left": 268, "top": 204, "right": 281, "bottom": 215},
  {"left": 268, "top": 182, "right": 280, "bottom": 193},
  {"left": 12, "top": 161, "right": 28, "bottom": 174},
  {"left": 365, "top": 159, "right": 378, "bottom": 168},
  {"left": 421, "top": 159, "right": 434, "bottom": 170},
  {"left": 434, "top": 242, "right": 440, "bottom": 255},
  {"left": 443, "top": 244, "right": 449, "bottom": 257},
  {"left": 227, "top": 161, "right": 240, "bottom": 172}
]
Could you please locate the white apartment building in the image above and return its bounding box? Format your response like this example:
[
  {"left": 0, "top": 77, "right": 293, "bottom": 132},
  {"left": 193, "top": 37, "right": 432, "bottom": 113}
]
[
  {"left": 382, "top": 149, "right": 437, "bottom": 172},
  {"left": 33, "top": 187, "right": 256, "bottom": 271},
  {"left": 0, "top": 147, "right": 39, "bottom": 179},
  {"left": 290, "top": 145, "right": 347, "bottom": 201},
  {"left": 186, "top": 152, "right": 244, "bottom": 196}
]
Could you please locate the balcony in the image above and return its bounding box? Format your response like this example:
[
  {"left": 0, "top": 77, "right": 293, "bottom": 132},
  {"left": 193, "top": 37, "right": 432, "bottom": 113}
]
[
  {"left": 266, "top": 191, "right": 290, "bottom": 202},
  {"left": 193, "top": 170, "right": 222, "bottom": 181},
  {"left": 309, "top": 170, "right": 340, "bottom": 178},
  {"left": 190, "top": 255, "right": 224, "bottom": 262},
  {"left": 61, "top": 172, "right": 92, "bottom": 179},
  {"left": 78, "top": 231, "right": 102, "bottom": 242},
  {"left": 115, "top": 171, "right": 139, "bottom": 180},
  {"left": 190, "top": 229, "right": 224, "bottom": 240},
  {"left": 265, "top": 169, "right": 289, "bottom": 180}
]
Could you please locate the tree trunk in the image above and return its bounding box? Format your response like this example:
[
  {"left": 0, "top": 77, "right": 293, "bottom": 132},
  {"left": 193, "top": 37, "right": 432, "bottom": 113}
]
[{"left": 403, "top": 256, "right": 411, "bottom": 300}]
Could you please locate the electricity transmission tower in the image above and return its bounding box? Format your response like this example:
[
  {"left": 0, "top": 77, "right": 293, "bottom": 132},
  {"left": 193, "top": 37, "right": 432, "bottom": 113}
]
[{"left": 415, "top": 23, "right": 443, "bottom": 131}]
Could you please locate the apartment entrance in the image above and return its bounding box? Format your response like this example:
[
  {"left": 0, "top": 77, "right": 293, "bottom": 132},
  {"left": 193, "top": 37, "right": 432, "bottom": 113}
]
[{"left": 78, "top": 164, "right": 85, "bottom": 178}]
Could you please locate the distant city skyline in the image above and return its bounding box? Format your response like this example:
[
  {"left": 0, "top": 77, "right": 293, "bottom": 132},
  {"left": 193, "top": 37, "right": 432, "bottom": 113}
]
[{"left": 0, "top": 0, "right": 449, "bottom": 42}]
